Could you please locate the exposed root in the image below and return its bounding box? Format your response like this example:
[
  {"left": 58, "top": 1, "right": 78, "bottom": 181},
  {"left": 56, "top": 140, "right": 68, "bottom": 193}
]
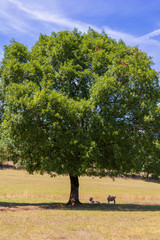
[{"left": 66, "top": 200, "right": 82, "bottom": 206}]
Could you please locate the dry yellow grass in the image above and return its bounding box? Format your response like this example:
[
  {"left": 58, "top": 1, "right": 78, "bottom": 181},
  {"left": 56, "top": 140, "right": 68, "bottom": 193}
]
[
  {"left": 1, "top": 209, "right": 160, "bottom": 240},
  {"left": 0, "top": 169, "right": 160, "bottom": 240}
]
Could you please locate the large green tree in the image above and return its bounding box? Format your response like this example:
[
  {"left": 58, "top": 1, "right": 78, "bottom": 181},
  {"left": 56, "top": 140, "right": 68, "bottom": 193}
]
[{"left": 0, "top": 29, "right": 160, "bottom": 204}]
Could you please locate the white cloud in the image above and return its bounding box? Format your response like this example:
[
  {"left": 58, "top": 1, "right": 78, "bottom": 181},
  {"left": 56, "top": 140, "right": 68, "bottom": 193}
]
[
  {"left": 7, "top": 0, "right": 160, "bottom": 41},
  {"left": 8, "top": 0, "right": 99, "bottom": 32},
  {"left": 1, "top": 0, "right": 160, "bottom": 69},
  {"left": 0, "top": 0, "right": 33, "bottom": 34},
  {"left": 137, "top": 29, "right": 160, "bottom": 41}
]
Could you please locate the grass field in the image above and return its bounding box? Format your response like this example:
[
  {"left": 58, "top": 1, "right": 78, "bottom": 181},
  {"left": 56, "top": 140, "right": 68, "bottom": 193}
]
[{"left": 0, "top": 169, "right": 160, "bottom": 240}]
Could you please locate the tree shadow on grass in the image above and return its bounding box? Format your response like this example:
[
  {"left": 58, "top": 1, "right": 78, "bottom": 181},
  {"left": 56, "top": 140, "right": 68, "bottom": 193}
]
[{"left": 0, "top": 202, "right": 160, "bottom": 212}]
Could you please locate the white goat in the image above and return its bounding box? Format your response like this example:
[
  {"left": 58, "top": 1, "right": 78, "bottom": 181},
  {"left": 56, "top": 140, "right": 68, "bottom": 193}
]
[
  {"left": 89, "top": 197, "right": 100, "bottom": 204},
  {"left": 107, "top": 195, "right": 116, "bottom": 204}
]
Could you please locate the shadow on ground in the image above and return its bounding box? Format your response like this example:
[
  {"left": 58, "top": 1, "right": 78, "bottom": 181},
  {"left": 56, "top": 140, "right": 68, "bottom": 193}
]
[{"left": 0, "top": 202, "right": 160, "bottom": 212}]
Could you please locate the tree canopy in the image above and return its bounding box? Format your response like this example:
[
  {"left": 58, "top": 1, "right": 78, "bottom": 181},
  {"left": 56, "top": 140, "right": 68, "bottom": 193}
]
[{"left": 0, "top": 28, "right": 160, "bottom": 204}]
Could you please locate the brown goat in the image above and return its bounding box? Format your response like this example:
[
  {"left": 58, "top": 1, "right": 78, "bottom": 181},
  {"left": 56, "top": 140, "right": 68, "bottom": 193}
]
[{"left": 107, "top": 195, "right": 116, "bottom": 204}]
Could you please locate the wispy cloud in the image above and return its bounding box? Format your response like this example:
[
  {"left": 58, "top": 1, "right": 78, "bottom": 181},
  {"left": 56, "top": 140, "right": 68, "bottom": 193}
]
[
  {"left": 138, "top": 29, "right": 160, "bottom": 41},
  {"left": 7, "top": 0, "right": 160, "bottom": 43},
  {"left": 1, "top": 0, "right": 160, "bottom": 69},
  {"left": 8, "top": 0, "right": 99, "bottom": 32},
  {"left": 0, "top": 0, "right": 33, "bottom": 34}
]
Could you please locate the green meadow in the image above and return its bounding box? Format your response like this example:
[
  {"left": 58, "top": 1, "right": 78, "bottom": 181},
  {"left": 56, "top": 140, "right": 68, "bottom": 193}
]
[{"left": 0, "top": 169, "right": 160, "bottom": 240}]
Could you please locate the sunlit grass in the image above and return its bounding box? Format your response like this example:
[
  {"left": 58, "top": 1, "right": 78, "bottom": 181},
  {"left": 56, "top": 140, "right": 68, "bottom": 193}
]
[
  {"left": 0, "top": 169, "right": 160, "bottom": 204},
  {"left": 1, "top": 210, "right": 160, "bottom": 240},
  {"left": 0, "top": 169, "right": 160, "bottom": 240}
]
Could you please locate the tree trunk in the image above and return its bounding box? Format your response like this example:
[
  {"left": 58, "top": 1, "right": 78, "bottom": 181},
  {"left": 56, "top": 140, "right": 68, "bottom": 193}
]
[
  {"left": 66, "top": 175, "right": 82, "bottom": 205},
  {"left": 0, "top": 161, "right": 3, "bottom": 169}
]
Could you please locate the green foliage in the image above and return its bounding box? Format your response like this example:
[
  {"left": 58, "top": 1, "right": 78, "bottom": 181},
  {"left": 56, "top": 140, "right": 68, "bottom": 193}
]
[{"left": 0, "top": 29, "right": 160, "bottom": 177}]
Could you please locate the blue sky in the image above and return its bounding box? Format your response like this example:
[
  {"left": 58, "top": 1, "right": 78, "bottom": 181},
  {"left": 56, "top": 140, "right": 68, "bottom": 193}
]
[{"left": 1, "top": 0, "right": 160, "bottom": 70}]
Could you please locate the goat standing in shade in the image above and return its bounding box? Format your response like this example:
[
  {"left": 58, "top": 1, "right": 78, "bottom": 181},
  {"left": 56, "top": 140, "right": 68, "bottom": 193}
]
[{"left": 107, "top": 195, "right": 116, "bottom": 204}]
